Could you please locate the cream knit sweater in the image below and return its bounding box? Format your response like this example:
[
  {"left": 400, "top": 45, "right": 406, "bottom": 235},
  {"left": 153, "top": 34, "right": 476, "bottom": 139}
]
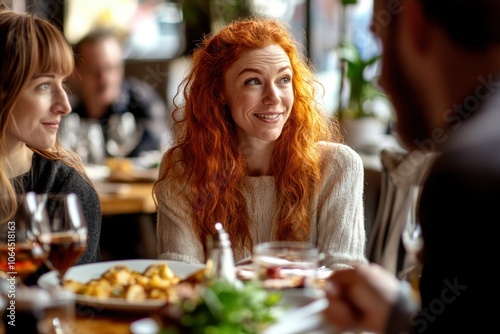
[{"left": 155, "top": 142, "right": 367, "bottom": 270}]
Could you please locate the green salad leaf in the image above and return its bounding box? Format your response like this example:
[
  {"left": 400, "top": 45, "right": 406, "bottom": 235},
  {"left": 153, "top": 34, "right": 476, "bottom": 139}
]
[{"left": 157, "top": 280, "right": 283, "bottom": 334}]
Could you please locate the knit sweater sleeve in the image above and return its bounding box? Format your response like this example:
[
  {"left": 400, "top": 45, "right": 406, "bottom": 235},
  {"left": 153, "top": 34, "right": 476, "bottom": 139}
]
[
  {"left": 155, "top": 143, "right": 367, "bottom": 268},
  {"left": 155, "top": 162, "right": 204, "bottom": 265},
  {"left": 315, "top": 142, "right": 367, "bottom": 270}
]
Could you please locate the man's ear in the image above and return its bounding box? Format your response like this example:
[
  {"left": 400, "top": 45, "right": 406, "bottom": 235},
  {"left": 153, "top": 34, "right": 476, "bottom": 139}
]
[{"left": 402, "top": 0, "right": 429, "bottom": 55}]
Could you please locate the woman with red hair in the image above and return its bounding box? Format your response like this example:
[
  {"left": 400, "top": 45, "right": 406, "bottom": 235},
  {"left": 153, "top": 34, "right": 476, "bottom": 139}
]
[{"left": 154, "top": 17, "right": 366, "bottom": 270}]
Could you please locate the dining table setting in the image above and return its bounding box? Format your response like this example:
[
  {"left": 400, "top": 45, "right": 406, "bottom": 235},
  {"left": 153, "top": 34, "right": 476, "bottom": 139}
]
[
  {"left": 40, "top": 257, "right": 337, "bottom": 334},
  {"left": 1, "top": 192, "right": 363, "bottom": 334},
  {"left": 31, "top": 258, "right": 333, "bottom": 334},
  {"left": 1, "top": 217, "right": 347, "bottom": 334},
  {"left": 84, "top": 153, "right": 161, "bottom": 216}
]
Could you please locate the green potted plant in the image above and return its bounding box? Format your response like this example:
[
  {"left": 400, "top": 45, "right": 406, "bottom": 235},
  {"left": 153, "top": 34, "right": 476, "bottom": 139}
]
[
  {"left": 336, "top": 41, "right": 390, "bottom": 152},
  {"left": 334, "top": 0, "right": 391, "bottom": 151},
  {"left": 337, "top": 41, "right": 386, "bottom": 120}
]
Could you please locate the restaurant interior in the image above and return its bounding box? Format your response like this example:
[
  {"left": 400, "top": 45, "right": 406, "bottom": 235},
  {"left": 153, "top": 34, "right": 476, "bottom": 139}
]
[
  {"left": 1, "top": 0, "right": 416, "bottom": 333},
  {"left": 9, "top": 0, "right": 399, "bottom": 257}
]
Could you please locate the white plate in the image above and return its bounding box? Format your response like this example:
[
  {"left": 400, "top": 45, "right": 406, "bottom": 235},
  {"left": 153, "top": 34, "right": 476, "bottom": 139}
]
[
  {"left": 37, "top": 259, "right": 204, "bottom": 312},
  {"left": 263, "top": 289, "right": 329, "bottom": 334},
  {"left": 84, "top": 164, "right": 111, "bottom": 181}
]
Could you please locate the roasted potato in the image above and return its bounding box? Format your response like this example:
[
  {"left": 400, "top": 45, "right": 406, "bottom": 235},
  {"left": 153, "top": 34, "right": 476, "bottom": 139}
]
[{"left": 63, "top": 263, "right": 182, "bottom": 302}]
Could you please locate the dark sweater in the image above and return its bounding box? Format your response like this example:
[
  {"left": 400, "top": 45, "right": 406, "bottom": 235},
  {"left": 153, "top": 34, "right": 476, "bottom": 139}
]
[
  {"left": 16, "top": 153, "right": 102, "bottom": 285},
  {"left": 387, "top": 87, "right": 500, "bottom": 334},
  {"left": 71, "top": 76, "right": 168, "bottom": 158}
]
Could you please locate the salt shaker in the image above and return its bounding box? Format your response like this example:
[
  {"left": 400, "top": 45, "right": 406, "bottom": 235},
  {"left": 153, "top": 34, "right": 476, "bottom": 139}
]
[{"left": 204, "top": 222, "right": 239, "bottom": 285}]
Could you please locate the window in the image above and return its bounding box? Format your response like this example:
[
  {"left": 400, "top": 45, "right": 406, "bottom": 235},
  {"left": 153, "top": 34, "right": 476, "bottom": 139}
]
[{"left": 65, "top": 0, "right": 184, "bottom": 59}]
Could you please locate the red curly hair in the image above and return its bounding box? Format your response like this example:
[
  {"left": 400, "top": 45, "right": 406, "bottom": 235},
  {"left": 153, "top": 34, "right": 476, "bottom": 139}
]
[{"left": 154, "top": 16, "right": 341, "bottom": 255}]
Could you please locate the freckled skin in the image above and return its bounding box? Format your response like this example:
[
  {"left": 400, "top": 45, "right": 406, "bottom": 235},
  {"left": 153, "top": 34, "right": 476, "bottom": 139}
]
[{"left": 221, "top": 44, "right": 294, "bottom": 147}]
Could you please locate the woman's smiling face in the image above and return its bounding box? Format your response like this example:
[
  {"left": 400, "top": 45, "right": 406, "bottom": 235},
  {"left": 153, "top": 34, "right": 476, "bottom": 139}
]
[
  {"left": 7, "top": 72, "right": 71, "bottom": 150},
  {"left": 221, "top": 44, "right": 294, "bottom": 145}
]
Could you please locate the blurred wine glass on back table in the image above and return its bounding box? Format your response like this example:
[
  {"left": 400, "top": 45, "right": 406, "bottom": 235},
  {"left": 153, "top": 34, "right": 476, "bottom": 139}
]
[
  {"left": 59, "top": 113, "right": 106, "bottom": 166},
  {"left": 106, "top": 112, "right": 144, "bottom": 158}
]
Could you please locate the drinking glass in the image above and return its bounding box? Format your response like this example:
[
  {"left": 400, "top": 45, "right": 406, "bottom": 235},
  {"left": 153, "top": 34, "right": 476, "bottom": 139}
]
[
  {"left": 106, "top": 112, "right": 143, "bottom": 158},
  {"left": 0, "top": 192, "right": 49, "bottom": 285},
  {"left": 83, "top": 120, "right": 106, "bottom": 165},
  {"left": 401, "top": 185, "right": 424, "bottom": 294},
  {"left": 60, "top": 114, "right": 106, "bottom": 165},
  {"left": 253, "top": 241, "right": 320, "bottom": 289},
  {"left": 34, "top": 193, "right": 88, "bottom": 286},
  {"left": 402, "top": 186, "right": 423, "bottom": 255}
]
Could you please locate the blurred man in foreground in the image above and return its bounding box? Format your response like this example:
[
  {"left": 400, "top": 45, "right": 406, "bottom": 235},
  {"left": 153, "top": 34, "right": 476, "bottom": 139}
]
[{"left": 324, "top": 0, "right": 500, "bottom": 333}]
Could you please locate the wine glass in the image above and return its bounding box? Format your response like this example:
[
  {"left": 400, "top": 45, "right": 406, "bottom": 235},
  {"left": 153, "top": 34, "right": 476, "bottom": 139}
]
[
  {"left": 106, "top": 112, "right": 143, "bottom": 158},
  {"left": 401, "top": 185, "right": 424, "bottom": 294},
  {"left": 0, "top": 192, "right": 49, "bottom": 285},
  {"left": 35, "top": 193, "right": 88, "bottom": 286},
  {"left": 402, "top": 186, "right": 424, "bottom": 256},
  {"left": 60, "top": 114, "right": 106, "bottom": 165},
  {"left": 58, "top": 112, "right": 80, "bottom": 153},
  {"left": 83, "top": 120, "right": 106, "bottom": 165}
]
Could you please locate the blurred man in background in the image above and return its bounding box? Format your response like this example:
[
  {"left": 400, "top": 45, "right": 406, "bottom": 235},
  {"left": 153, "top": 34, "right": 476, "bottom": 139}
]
[
  {"left": 66, "top": 28, "right": 170, "bottom": 260},
  {"left": 67, "top": 28, "right": 170, "bottom": 160}
]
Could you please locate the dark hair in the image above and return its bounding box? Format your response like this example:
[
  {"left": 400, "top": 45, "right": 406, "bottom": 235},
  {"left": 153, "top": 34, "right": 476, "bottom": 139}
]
[{"left": 420, "top": 0, "right": 500, "bottom": 50}]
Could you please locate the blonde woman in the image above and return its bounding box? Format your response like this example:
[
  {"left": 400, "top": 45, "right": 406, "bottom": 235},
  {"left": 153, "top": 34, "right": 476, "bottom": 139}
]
[{"left": 0, "top": 5, "right": 101, "bottom": 284}]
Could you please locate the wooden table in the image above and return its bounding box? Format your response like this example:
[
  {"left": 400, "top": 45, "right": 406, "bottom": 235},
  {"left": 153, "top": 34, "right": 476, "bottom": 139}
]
[
  {"left": 93, "top": 180, "right": 158, "bottom": 259},
  {"left": 95, "top": 182, "right": 156, "bottom": 215},
  {"left": 70, "top": 310, "right": 147, "bottom": 334}
]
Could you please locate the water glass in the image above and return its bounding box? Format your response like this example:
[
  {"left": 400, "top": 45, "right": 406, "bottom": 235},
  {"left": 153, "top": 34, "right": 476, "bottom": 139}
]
[
  {"left": 3, "top": 287, "right": 50, "bottom": 334},
  {"left": 253, "top": 241, "right": 320, "bottom": 289},
  {"left": 43, "top": 288, "right": 76, "bottom": 334},
  {"left": 2, "top": 286, "right": 75, "bottom": 334}
]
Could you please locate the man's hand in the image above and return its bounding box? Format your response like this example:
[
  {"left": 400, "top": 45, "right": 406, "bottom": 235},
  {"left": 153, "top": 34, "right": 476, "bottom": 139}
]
[{"left": 323, "top": 263, "right": 401, "bottom": 333}]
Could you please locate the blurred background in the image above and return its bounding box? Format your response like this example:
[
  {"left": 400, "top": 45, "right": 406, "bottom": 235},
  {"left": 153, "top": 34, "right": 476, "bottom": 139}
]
[
  {"left": 5, "top": 0, "right": 395, "bottom": 257},
  {"left": 4, "top": 0, "right": 387, "bottom": 122}
]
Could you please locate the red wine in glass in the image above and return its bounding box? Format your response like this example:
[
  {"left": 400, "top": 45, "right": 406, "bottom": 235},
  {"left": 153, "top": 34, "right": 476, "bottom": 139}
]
[
  {"left": 39, "top": 232, "right": 86, "bottom": 282},
  {"left": 0, "top": 242, "right": 46, "bottom": 282},
  {"left": 0, "top": 192, "right": 50, "bottom": 285},
  {"left": 34, "top": 193, "right": 88, "bottom": 285}
]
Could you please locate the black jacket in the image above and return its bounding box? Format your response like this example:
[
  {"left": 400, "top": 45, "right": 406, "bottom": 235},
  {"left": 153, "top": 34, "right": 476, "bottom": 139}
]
[{"left": 71, "top": 76, "right": 168, "bottom": 157}]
